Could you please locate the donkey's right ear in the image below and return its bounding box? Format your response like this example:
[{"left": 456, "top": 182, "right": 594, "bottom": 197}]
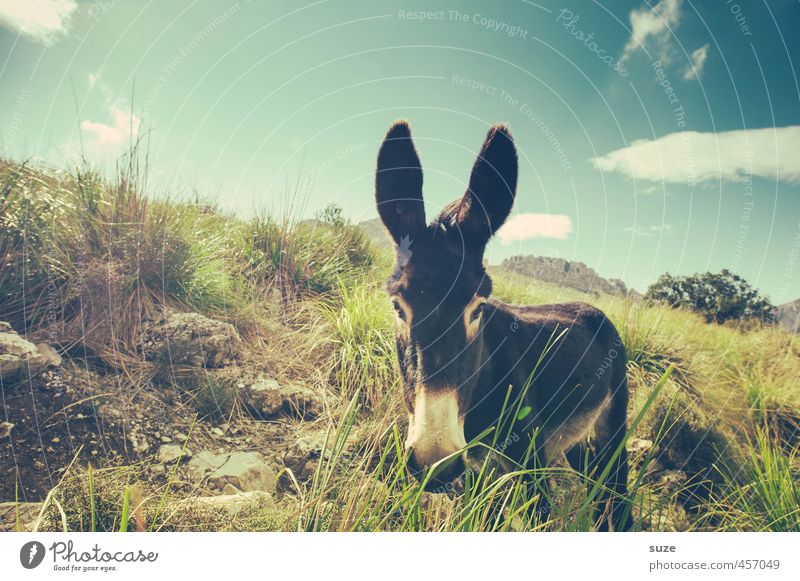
[{"left": 375, "top": 120, "right": 426, "bottom": 245}]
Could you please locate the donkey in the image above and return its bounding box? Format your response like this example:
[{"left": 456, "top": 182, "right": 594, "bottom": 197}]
[{"left": 374, "top": 120, "right": 631, "bottom": 531}]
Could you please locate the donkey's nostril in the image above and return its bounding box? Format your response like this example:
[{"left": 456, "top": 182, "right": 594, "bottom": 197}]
[
  {"left": 407, "top": 450, "right": 466, "bottom": 492},
  {"left": 424, "top": 455, "right": 466, "bottom": 492}
]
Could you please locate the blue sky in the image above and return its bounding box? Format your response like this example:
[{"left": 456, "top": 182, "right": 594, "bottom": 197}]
[{"left": 1, "top": 0, "right": 799, "bottom": 301}]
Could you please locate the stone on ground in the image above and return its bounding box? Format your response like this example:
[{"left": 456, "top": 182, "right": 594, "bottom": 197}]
[
  {"left": 141, "top": 311, "right": 240, "bottom": 368},
  {"left": 187, "top": 450, "right": 276, "bottom": 494},
  {"left": 0, "top": 322, "right": 61, "bottom": 382}
]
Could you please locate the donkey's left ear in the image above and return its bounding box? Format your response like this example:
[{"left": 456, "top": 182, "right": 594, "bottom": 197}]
[
  {"left": 375, "top": 120, "right": 426, "bottom": 246},
  {"left": 453, "top": 124, "right": 517, "bottom": 248}
]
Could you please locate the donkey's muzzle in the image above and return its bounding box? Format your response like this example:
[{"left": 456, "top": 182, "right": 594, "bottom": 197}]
[
  {"left": 407, "top": 450, "right": 466, "bottom": 493},
  {"left": 404, "top": 386, "right": 468, "bottom": 492}
]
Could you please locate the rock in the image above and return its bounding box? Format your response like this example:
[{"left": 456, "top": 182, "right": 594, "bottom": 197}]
[
  {"left": 0, "top": 422, "right": 14, "bottom": 438},
  {"left": 500, "top": 256, "right": 638, "bottom": 297},
  {"left": 221, "top": 483, "right": 241, "bottom": 495},
  {"left": 149, "top": 464, "right": 166, "bottom": 476},
  {"left": 0, "top": 501, "right": 43, "bottom": 532},
  {"left": 646, "top": 469, "right": 689, "bottom": 495},
  {"left": 248, "top": 378, "right": 282, "bottom": 415},
  {"left": 246, "top": 377, "right": 326, "bottom": 419},
  {"left": 186, "top": 490, "right": 272, "bottom": 516},
  {"left": 188, "top": 450, "right": 276, "bottom": 494},
  {"left": 283, "top": 433, "right": 325, "bottom": 479},
  {"left": 141, "top": 311, "right": 240, "bottom": 368},
  {"left": 157, "top": 444, "right": 191, "bottom": 464},
  {"left": 642, "top": 502, "right": 691, "bottom": 532},
  {"left": 628, "top": 438, "right": 654, "bottom": 455},
  {"left": 777, "top": 298, "right": 800, "bottom": 334},
  {"left": 0, "top": 323, "right": 61, "bottom": 382}
]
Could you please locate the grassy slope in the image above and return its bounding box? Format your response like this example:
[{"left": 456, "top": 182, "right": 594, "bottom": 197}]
[{"left": 1, "top": 159, "right": 799, "bottom": 531}]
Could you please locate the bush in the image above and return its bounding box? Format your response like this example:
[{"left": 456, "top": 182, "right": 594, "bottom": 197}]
[
  {"left": 241, "top": 213, "right": 380, "bottom": 299},
  {"left": 0, "top": 159, "right": 239, "bottom": 367},
  {"left": 645, "top": 269, "right": 776, "bottom": 325}
]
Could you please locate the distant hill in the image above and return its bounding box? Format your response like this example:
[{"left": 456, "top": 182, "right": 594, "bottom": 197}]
[
  {"left": 500, "top": 255, "right": 637, "bottom": 298},
  {"left": 357, "top": 217, "right": 392, "bottom": 249},
  {"left": 357, "top": 219, "right": 635, "bottom": 299},
  {"left": 777, "top": 299, "right": 800, "bottom": 334}
]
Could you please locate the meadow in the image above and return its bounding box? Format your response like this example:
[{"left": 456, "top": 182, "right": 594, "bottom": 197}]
[{"left": 1, "top": 156, "right": 799, "bottom": 532}]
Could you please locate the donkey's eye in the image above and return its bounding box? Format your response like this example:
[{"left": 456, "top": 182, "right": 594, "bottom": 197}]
[
  {"left": 392, "top": 300, "right": 407, "bottom": 322},
  {"left": 470, "top": 303, "right": 484, "bottom": 323}
]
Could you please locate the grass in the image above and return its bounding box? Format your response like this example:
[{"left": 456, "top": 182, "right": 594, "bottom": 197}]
[{"left": 2, "top": 157, "right": 800, "bottom": 532}]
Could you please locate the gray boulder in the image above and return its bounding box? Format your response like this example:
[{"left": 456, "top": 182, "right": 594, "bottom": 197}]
[
  {"left": 157, "top": 443, "right": 192, "bottom": 464},
  {"left": 187, "top": 450, "right": 276, "bottom": 494},
  {"left": 282, "top": 432, "right": 327, "bottom": 483},
  {"left": 777, "top": 298, "right": 800, "bottom": 334},
  {"left": 141, "top": 311, "right": 240, "bottom": 368},
  {"left": 0, "top": 322, "right": 61, "bottom": 382},
  {"left": 500, "top": 255, "right": 637, "bottom": 297},
  {"left": 245, "top": 377, "right": 326, "bottom": 419}
]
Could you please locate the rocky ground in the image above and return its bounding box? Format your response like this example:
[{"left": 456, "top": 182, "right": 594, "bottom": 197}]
[
  {"left": 1, "top": 310, "right": 702, "bottom": 532},
  {"left": 0, "top": 311, "right": 348, "bottom": 531}
]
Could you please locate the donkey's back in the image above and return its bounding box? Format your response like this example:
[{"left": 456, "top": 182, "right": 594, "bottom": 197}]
[{"left": 473, "top": 299, "right": 630, "bottom": 529}]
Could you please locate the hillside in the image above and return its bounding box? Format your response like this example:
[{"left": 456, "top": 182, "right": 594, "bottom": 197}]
[
  {"left": 1, "top": 159, "right": 799, "bottom": 532},
  {"left": 359, "top": 219, "right": 637, "bottom": 299},
  {"left": 778, "top": 299, "right": 800, "bottom": 334},
  {"left": 357, "top": 217, "right": 393, "bottom": 250},
  {"left": 500, "top": 254, "right": 636, "bottom": 297}
]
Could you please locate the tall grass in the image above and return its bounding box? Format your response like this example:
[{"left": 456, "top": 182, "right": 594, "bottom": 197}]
[
  {"left": 705, "top": 428, "right": 800, "bottom": 531},
  {"left": 5, "top": 157, "right": 800, "bottom": 532},
  {"left": 315, "top": 281, "right": 396, "bottom": 406},
  {"left": 0, "top": 159, "right": 238, "bottom": 367}
]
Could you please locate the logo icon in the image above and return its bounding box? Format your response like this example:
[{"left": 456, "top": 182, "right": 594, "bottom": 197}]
[{"left": 20, "top": 541, "right": 46, "bottom": 569}]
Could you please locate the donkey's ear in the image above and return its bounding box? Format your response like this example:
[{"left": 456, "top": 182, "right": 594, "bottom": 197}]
[
  {"left": 450, "top": 123, "right": 517, "bottom": 249},
  {"left": 375, "top": 120, "right": 426, "bottom": 245}
]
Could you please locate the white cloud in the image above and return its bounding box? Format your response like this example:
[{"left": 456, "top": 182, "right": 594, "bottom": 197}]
[
  {"left": 81, "top": 105, "right": 141, "bottom": 148},
  {"left": 0, "top": 0, "right": 77, "bottom": 44},
  {"left": 620, "top": 0, "right": 682, "bottom": 63},
  {"left": 590, "top": 126, "right": 800, "bottom": 185},
  {"left": 682, "top": 44, "right": 709, "bottom": 80},
  {"left": 496, "top": 213, "right": 573, "bottom": 245},
  {"left": 624, "top": 223, "right": 673, "bottom": 237}
]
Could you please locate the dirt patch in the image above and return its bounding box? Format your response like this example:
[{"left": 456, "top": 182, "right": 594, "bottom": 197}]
[{"left": 1, "top": 366, "right": 126, "bottom": 502}]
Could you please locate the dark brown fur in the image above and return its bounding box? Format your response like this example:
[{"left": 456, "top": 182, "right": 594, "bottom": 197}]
[{"left": 375, "top": 120, "right": 631, "bottom": 531}]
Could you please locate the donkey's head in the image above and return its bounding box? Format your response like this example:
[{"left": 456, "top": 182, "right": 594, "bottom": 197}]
[{"left": 375, "top": 120, "right": 518, "bottom": 489}]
